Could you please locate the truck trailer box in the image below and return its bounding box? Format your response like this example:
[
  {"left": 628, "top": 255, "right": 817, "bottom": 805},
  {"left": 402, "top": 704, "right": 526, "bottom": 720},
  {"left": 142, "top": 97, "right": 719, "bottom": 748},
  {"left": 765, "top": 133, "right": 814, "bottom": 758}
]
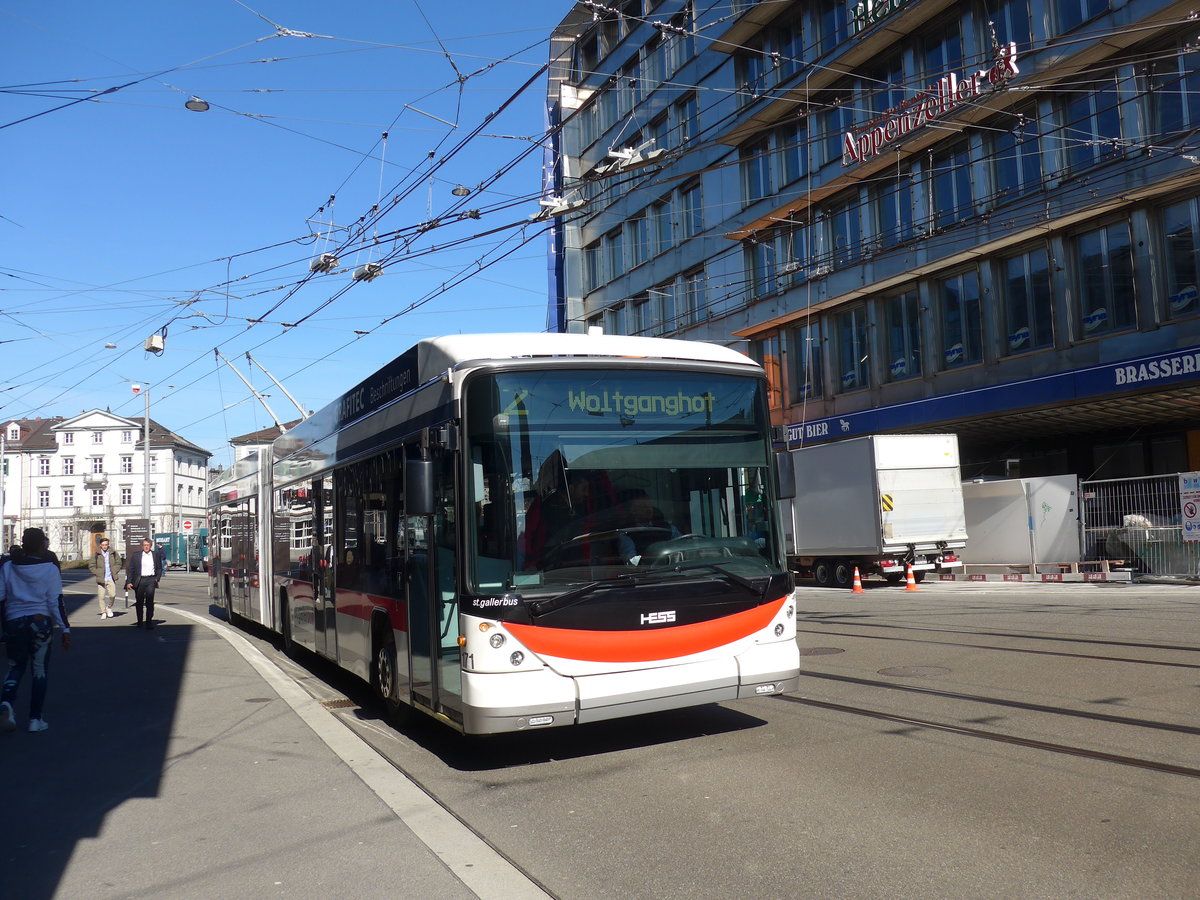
[{"left": 778, "top": 434, "right": 968, "bottom": 584}]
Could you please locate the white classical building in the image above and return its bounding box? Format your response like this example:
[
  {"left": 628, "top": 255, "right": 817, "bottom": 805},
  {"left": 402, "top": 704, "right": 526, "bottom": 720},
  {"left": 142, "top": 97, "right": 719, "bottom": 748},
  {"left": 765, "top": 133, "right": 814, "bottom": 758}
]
[{"left": 1, "top": 411, "right": 210, "bottom": 560}]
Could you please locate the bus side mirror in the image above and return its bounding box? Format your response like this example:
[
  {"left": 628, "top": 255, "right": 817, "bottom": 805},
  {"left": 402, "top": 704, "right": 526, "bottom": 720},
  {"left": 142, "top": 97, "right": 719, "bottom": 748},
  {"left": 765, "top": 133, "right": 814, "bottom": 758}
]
[
  {"left": 406, "top": 459, "right": 435, "bottom": 516},
  {"left": 775, "top": 451, "right": 795, "bottom": 500}
]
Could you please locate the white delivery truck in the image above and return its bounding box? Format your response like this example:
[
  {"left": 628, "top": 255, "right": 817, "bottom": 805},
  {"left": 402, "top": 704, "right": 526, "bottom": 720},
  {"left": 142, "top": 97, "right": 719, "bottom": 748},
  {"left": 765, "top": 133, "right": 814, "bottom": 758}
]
[{"left": 777, "top": 433, "right": 968, "bottom": 587}]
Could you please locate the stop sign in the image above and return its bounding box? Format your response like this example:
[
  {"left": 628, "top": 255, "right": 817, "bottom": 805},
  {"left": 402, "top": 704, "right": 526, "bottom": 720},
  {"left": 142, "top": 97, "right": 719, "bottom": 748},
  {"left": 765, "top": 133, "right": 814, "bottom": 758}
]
[{"left": 182, "top": 521, "right": 193, "bottom": 532}]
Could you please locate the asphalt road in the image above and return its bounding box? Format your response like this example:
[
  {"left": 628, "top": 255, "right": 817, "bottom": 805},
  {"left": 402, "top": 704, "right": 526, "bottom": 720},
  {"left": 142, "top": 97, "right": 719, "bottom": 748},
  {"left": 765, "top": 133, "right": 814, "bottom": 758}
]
[{"left": 46, "top": 572, "right": 1200, "bottom": 899}]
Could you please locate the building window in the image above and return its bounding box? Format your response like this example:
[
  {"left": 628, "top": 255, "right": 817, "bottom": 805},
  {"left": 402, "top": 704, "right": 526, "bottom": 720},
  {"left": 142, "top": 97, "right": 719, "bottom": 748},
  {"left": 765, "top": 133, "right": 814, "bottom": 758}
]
[
  {"left": 751, "top": 335, "right": 783, "bottom": 410},
  {"left": 783, "top": 223, "right": 811, "bottom": 284},
  {"left": 606, "top": 302, "right": 627, "bottom": 336},
  {"left": 678, "top": 181, "right": 703, "bottom": 239},
  {"left": 1002, "top": 246, "right": 1056, "bottom": 354},
  {"left": 1063, "top": 74, "right": 1122, "bottom": 172},
  {"left": 680, "top": 268, "right": 704, "bottom": 326},
  {"left": 629, "top": 295, "right": 649, "bottom": 334},
  {"left": 836, "top": 306, "right": 871, "bottom": 392},
  {"left": 62, "top": 488, "right": 74, "bottom": 507},
  {"left": 884, "top": 291, "right": 923, "bottom": 382},
  {"left": 584, "top": 240, "right": 602, "bottom": 292},
  {"left": 815, "top": 0, "right": 850, "bottom": 57},
  {"left": 604, "top": 229, "right": 623, "bottom": 282},
  {"left": 788, "top": 322, "right": 823, "bottom": 403},
  {"left": 150, "top": 486, "right": 157, "bottom": 501},
  {"left": 777, "top": 120, "right": 807, "bottom": 186},
  {"left": 91, "top": 488, "right": 104, "bottom": 507},
  {"left": 92, "top": 431, "right": 103, "bottom": 444},
  {"left": 989, "top": 0, "right": 1033, "bottom": 50},
  {"left": 991, "top": 105, "right": 1042, "bottom": 201},
  {"left": 672, "top": 92, "right": 698, "bottom": 145},
  {"left": 92, "top": 457, "right": 104, "bottom": 474},
  {"left": 651, "top": 196, "right": 672, "bottom": 256},
  {"left": 821, "top": 90, "right": 854, "bottom": 166},
  {"left": 863, "top": 54, "right": 905, "bottom": 119},
  {"left": 1073, "top": 220, "right": 1136, "bottom": 336},
  {"left": 741, "top": 139, "right": 772, "bottom": 203},
  {"left": 870, "top": 176, "right": 914, "bottom": 249},
  {"left": 627, "top": 212, "right": 649, "bottom": 267},
  {"left": 62, "top": 431, "right": 73, "bottom": 444},
  {"left": 121, "top": 456, "right": 133, "bottom": 474},
  {"left": 921, "top": 17, "right": 963, "bottom": 82},
  {"left": 122, "top": 430, "right": 133, "bottom": 443},
  {"left": 936, "top": 270, "right": 983, "bottom": 370},
  {"left": 62, "top": 457, "right": 74, "bottom": 475},
  {"left": 931, "top": 142, "right": 973, "bottom": 229},
  {"left": 38, "top": 489, "right": 49, "bottom": 508},
  {"left": 746, "top": 237, "right": 778, "bottom": 299},
  {"left": 39, "top": 457, "right": 50, "bottom": 475},
  {"left": 1149, "top": 43, "right": 1200, "bottom": 137},
  {"left": 62, "top": 524, "right": 74, "bottom": 545},
  {"left": 150, "top": 455, "right": 158, "bottom": 473},
  {"left": 1054, "top": 0, "right": 1107, "bottom": 35},
  {"left": 652, "top": 283, "right": 676, "bottom": 333},
  {"left": 1161, "top": 198, "right": 1200, "bottom": 318},
  {"left": 121, "top": 487, "right": 133, "bottom": 505},
  {"left": 826, "top": 199, "right": 862, "bottom": 269}
]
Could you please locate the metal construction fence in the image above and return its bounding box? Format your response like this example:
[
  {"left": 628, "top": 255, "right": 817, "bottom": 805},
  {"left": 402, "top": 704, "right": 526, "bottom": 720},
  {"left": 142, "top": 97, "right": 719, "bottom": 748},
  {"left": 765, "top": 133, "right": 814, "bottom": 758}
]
[{"left": 1081, "top": 473, "right": 1200, "bottom": 575}]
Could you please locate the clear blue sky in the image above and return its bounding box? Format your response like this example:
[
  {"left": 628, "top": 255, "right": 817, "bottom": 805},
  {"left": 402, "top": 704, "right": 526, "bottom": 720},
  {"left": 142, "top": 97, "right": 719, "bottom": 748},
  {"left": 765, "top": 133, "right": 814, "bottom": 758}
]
[{"left": 2, "top": 0, "right": 569, "bottom": 466}]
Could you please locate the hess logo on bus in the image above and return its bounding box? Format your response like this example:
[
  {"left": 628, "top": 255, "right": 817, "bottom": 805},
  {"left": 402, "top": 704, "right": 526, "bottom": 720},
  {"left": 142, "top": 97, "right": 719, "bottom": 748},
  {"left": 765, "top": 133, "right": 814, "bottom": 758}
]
[{"left": 640, "top": 610, "right": 676, "bottom": 625}]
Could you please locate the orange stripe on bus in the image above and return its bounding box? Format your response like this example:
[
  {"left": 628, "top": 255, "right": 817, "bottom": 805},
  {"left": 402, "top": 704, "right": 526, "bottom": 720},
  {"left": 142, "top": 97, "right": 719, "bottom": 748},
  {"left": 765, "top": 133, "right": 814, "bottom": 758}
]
[{"left": 505, "top": 596, "right": 787, "bottom": 664}]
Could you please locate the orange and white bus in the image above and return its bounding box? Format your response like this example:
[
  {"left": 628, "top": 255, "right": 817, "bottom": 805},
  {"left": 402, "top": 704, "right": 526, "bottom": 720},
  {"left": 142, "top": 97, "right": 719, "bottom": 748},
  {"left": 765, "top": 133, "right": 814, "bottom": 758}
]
[{"left": 209, "top": 333, "right": 799, "bottom": 734}]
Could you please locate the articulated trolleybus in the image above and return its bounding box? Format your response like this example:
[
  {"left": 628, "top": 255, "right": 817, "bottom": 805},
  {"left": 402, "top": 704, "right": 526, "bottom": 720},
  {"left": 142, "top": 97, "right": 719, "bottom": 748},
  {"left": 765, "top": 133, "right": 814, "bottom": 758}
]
[{"left": 208, "top": 333, "right": 800, "bottom": 734}]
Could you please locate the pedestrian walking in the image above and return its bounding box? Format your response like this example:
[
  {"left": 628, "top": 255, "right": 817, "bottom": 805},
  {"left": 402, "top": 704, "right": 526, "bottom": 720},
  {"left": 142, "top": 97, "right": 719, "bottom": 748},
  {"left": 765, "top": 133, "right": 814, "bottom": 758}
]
[
  {"left": 126, "top": 538, "right": 166, "bottom": 629},
  {"left": 0, "top": 527, "right": 71, "bottom": 734},
  {"left": 88, "top": 537, "right": 125, "bottom": 619}
]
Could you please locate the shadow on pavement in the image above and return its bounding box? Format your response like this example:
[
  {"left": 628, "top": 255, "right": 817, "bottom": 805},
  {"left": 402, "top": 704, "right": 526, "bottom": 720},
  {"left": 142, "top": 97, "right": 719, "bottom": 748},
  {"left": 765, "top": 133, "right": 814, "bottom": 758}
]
[{"left": 2, "top": 570, "right": 191, "bottom": 898}]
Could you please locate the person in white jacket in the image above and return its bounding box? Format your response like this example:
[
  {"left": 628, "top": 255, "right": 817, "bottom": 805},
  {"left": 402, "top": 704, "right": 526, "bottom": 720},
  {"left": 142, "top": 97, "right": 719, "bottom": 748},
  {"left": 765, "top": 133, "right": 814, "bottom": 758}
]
[{"left": 0, "top": 527, "right": 70, "bottom": 733}]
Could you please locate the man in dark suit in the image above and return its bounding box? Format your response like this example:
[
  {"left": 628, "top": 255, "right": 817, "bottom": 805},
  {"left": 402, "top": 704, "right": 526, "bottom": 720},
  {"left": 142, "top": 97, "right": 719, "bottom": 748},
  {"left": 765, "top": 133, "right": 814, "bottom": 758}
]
[{"left": 125, "top": 539, "right": 166, "bottom": 629}]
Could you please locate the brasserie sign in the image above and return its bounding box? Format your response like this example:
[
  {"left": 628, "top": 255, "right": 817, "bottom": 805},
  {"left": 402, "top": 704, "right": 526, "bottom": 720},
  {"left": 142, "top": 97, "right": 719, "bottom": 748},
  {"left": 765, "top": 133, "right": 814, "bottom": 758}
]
[{"left": 842, "top": 43, "right": 1019, "bottom": 166}]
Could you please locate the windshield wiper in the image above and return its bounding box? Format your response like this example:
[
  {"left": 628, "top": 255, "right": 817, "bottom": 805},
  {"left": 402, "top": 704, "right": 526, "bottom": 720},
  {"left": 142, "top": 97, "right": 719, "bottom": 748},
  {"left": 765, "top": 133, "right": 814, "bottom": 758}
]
[
  {"left": 526, "top": 575, "right": 635, "bottom": 618},
  {"left": 635, "top": 561, "right": 768, "bottom": 601}
]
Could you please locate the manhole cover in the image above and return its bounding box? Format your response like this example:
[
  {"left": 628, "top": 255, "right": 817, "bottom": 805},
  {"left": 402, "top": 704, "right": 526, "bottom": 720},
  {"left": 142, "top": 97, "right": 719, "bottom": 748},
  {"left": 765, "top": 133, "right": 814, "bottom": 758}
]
[
  {"left": 320, "top": 699, "right": 357, "bottom": 710},
  {"left": 878, "top": 666, "right": 950, "bottom": 678},
  {"left": 799, "top": 647, "right": 845, "bottom": 656}
]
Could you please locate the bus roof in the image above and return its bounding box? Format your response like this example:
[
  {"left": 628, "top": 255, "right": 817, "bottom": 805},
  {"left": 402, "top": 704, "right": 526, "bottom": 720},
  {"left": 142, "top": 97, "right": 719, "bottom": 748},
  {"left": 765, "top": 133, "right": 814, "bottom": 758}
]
[{"left": 417, "top": 333, "right": 754, "bottom": 375}]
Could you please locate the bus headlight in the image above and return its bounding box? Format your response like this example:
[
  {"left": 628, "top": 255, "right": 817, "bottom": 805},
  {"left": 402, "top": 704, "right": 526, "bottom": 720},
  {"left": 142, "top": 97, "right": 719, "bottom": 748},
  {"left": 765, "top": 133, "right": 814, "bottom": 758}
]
[
  {"left": 489, "top": 632, "right": 506, "bottom": 649},
  {"left": 510, "top": 651, "right": 525, "bottom": 666}
]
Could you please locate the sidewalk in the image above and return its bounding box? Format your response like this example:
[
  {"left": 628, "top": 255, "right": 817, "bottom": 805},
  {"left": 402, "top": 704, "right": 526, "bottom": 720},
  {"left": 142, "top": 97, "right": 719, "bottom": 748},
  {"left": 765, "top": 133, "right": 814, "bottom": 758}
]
[{"left": 2, "top": 572, "right": 543, "bottom": 900}]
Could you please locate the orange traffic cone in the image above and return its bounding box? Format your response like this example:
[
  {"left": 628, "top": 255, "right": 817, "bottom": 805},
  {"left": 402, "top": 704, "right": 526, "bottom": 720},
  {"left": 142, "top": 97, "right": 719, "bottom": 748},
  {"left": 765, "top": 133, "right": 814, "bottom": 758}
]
[
  {"left": 851, "top": 566, "right": 864, "bottom": 594},
  {"left": 904, "top": 564, "right": 920, "bottom": 592}
]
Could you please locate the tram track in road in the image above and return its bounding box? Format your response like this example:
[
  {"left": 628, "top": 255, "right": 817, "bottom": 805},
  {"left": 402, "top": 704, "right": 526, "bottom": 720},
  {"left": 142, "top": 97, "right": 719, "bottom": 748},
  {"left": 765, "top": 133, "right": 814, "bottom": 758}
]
[
  {"left": 797, "top": 626, "right": 1200, "bottom": 669},
  {"left": 776, "top": 693, "right": 1200, "bottom": 779}
]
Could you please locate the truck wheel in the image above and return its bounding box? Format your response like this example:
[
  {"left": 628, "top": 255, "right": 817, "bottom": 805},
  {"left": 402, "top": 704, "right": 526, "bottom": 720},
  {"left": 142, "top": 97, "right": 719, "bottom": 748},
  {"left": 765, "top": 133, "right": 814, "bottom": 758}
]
[
  {"left": 813, "top": 559, "right": 833, "bottom": 587},
  {"left": 913, "top": 571, "right": 926, "bottom": 583},
  {"left": 832, "top": 560, "right": 853, "bottom": 589},
  {"left": 885, "top": 573, "right": 903, "bottom": 585}
]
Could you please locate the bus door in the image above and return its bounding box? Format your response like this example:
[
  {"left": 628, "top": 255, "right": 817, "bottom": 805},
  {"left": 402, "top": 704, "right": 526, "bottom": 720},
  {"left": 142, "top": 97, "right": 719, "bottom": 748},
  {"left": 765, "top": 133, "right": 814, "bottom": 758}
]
[
  {"left": 405, "top": 447, "right": 463, "bottom": 723},
  {"left": 312, "top": 476, "right": 336, "bottom": 658}
]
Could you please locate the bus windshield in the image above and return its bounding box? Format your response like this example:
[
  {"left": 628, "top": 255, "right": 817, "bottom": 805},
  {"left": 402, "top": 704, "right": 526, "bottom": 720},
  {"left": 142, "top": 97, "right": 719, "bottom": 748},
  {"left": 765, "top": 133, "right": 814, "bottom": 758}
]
[{"left": 465, "top": 368, "right": 783, "bottom": 596}]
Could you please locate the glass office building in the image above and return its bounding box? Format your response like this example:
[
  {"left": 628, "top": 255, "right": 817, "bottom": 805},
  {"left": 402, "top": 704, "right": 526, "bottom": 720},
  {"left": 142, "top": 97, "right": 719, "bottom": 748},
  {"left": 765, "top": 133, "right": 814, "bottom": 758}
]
[{"left": 546, "top": 0, "right": 1200, "bottom": 479}]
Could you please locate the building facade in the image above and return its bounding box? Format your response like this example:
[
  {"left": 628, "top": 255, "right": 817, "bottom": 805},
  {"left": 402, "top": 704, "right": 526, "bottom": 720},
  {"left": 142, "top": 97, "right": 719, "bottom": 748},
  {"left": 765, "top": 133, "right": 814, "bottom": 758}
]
[
  {"left": 1, "top": 412, "right": 210, "bottom": 560},
  {"left": 546, "top": 0, "right": 1200, "bottom": 482}
]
